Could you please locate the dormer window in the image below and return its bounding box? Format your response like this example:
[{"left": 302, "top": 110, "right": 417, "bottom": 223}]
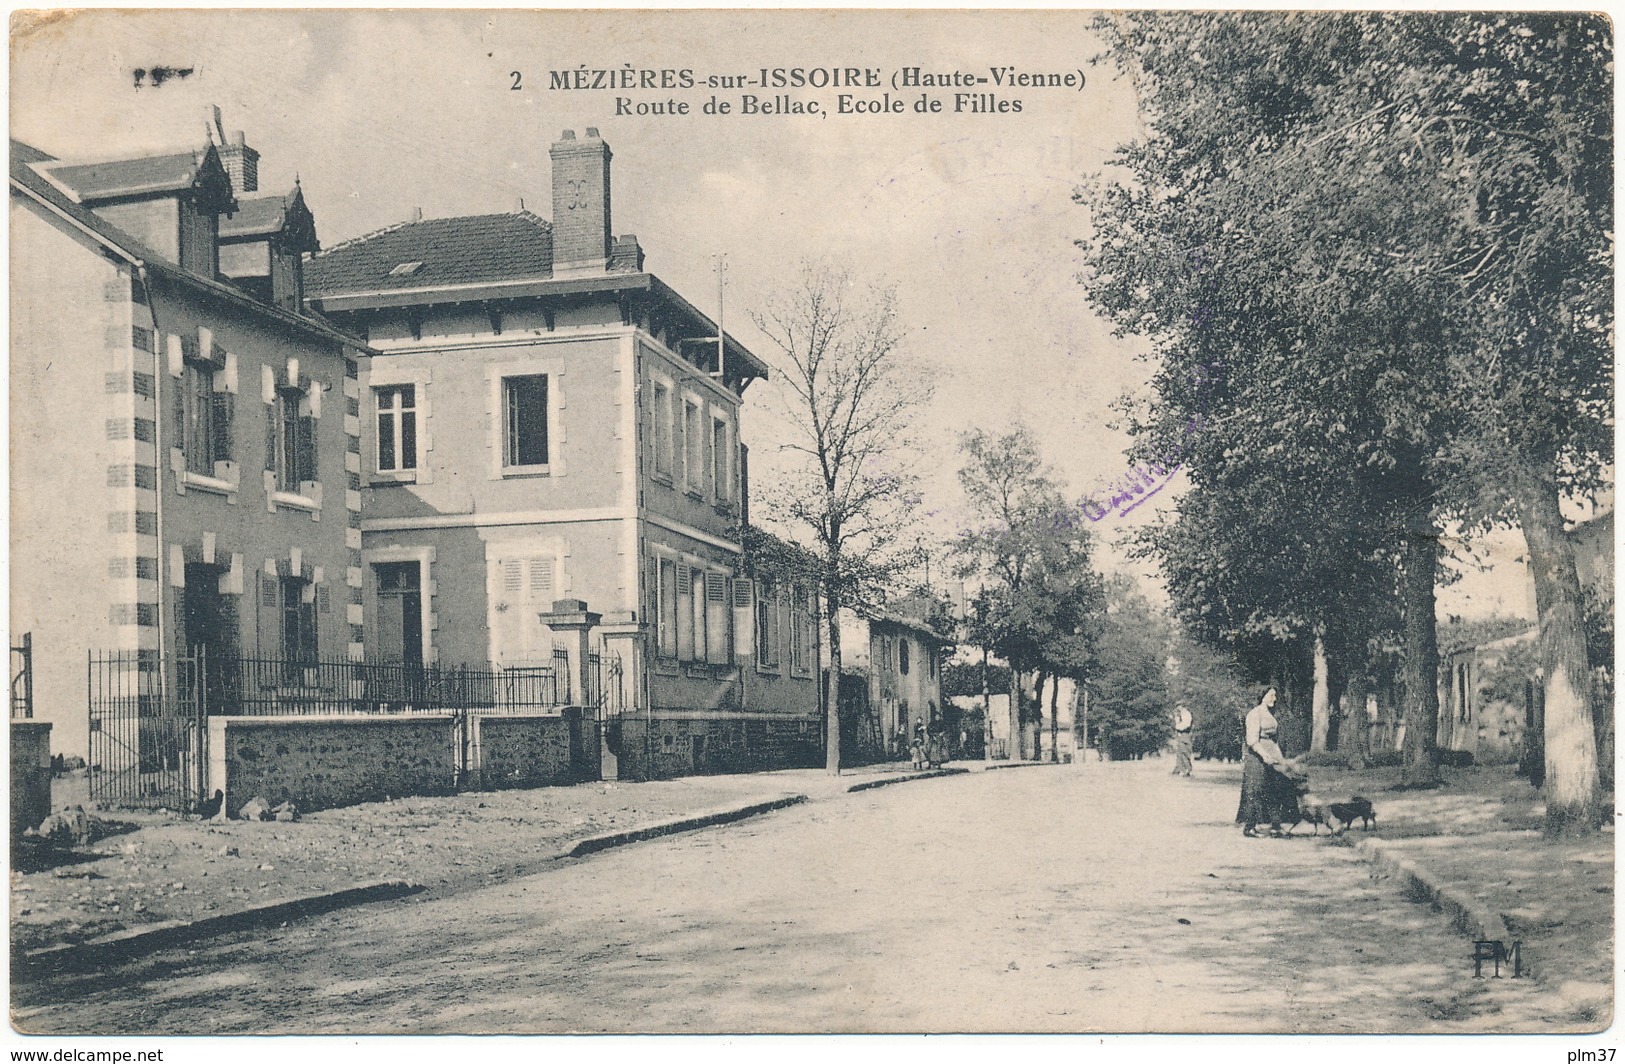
[
  {"left": 218, "top": 182, "right": 320, "bottom": 312},
  {"left": 38, "top": 145, "right": 234, "bottom": 280},
  {"left": 389, "top": 261, "right": 423, "bottom": 277}
]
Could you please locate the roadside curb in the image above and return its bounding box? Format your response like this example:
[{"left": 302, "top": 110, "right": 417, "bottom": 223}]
[
  {"left": 557, "top": 794, "right": 809, "bottom": 858},
  {"left": 1357, "top": 837, "right": 1512, "bottom": 944},
  {"left": 979, "top": 761, "right": 1060, "bottom": 772},
  {"left": 19, "top": 879, "right": 421, "bottom": 972},
  {"left": 844, "top": 767, "right": 969, "bottom": 793}
]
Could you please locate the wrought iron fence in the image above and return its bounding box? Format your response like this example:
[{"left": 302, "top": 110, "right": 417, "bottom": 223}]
[
  {"left": 86, "top": 646, "right": 622, "bottom": 808},
  {"left": 11, "top": 631, "right": 33, "bottom": 719},
  {"left": 211, "top": 656, "right": 562, "bottom": 716}
]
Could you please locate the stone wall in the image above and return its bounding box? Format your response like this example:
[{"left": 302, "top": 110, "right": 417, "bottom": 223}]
[
  {"left": 207, "top": 715, "right": 455, "bottom": 818},
  {"left": 475, "top": 709, "right": 596, "bottom": 789},
  {"left": 11, "top": 721, "right": 53, "bottom": 836},
  {"left": 611, "top": 716, "right": 821, "bottom": 782}
]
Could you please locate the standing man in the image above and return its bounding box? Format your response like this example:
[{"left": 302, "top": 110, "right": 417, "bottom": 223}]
[{"left": 1171, "top": 704, "right": 1194, "bottom": 777}]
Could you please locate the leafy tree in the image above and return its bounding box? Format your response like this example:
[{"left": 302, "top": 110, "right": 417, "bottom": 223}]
[
  {"left": 1083, "top": 13, "right": 1462, "bottom": 785},
  {"left": 1081, "top": 13, "right": 1610, "bottom": 829},
  {"left": 1030, "top": 538, "right": 1105, "bottom": 762},
  {"left": 953, "top": 426, "right": 1104, "bottom": 759},
  {"left": 1134, "top": 452, "right": 1404, "bottom": 766},
  {"left": 753, "top": 264, "right": 933, "bottom": 774},
  {"left": 1167, "top": 633, "right": 1257, "bottom": 762},
  {"left": 941, "top": 659, "right": 1012, "bottom": 701},
  {"left": 1089, "top": 576, "right": 1173, "bottom": 760}
]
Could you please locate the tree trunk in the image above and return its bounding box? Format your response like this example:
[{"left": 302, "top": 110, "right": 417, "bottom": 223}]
[
  {"left": 1325, "top": 656, "right": 1346, "bottom": 753},
  {"left": 1049, "top": 674, "right": 1060, "bottom": 763},
  {"left": 1032, "top": 668, "right": 1048, "bottom": 761},
  {"left": 1006, "top": 663, "right": 1022, "bottom": 761},
  {"left": 1021, "top": 672, "right": 1042, "bottom": 760},
  {"left": 1032, "top": 668, "right": 1047, "bottom": 760},
  {"left": 1512, "top": 457, "right": 1599, "bottom": 836},
  {"left": 1310, "top": 633, "right": 1330, "bottom": 754},
  {"left": 981, "top": 647, "right": 993, "bottom": 762},
  {"left": 1399, "top": 506, "right": 1443, "bottom": 787},
  {"left": 1343, "top": 667, "right": 1369, "bottom": 770},
  {"left": 1077, "top": 686, "right": 1089, "bottom": 761},
  {"left": 824, "top": 595, "right": 843, "bottom": 775}
]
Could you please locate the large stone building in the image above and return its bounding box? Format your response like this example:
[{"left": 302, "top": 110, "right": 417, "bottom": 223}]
[
  {"left": 10, "top": 120, "right": 366, "bottom": 777},
  {"left": 304, "top": 129, "right": 821, "bottom": 779}
]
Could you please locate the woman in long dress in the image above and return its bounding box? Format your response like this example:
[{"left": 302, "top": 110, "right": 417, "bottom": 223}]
[{"left": 1236, "top": 687, "right": 1292, "bottom": 837}]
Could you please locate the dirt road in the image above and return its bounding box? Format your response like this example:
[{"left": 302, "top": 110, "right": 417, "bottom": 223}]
[{"left": 12, "top": 761, "right": 1556, "bottom": 1034}]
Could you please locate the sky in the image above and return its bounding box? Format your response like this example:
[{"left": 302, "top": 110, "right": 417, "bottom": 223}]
[{"left": 9, "top": 8, "right": 1542, "bottom": 620}]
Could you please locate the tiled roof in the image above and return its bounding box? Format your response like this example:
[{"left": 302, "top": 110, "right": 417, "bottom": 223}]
[
  {"left": 306, "top": 212, "right": 553, "bottom": 296},
  {"left": 220, "top": 186, "right": 319, "bottom": 253},
  {"left": 40, "top": 149, "right": 211, "bottom": 201},
  {"left": 220, "top": 194, "right": 290, "bottom": 239},
  {"left": 10, "top": 139, "right": 369, "bottom": 353},
  {"left": 11, "top": 140, "right": 54, "bottom": 165},
  {"left": 866, "top": 609, "right": 952, "bottom": 644}
]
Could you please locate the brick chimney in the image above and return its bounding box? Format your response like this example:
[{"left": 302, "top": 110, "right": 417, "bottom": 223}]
[
  {"left": 550, "top": 128, "right": 612, "bottom": 277},
  {"left": 205, "top": 105, "right": 259, "bottom": 194},
  {"left": 219, "top": 130, "right": 259, "bottom": 194}
]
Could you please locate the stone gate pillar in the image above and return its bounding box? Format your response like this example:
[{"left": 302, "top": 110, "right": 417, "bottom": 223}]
[{"left": 537, "top": 599, "right": 607, "bottom": 778}]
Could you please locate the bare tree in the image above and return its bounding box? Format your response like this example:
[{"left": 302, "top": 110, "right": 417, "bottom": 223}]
[{"left": 753, "top": 264, "right": 933, "bottom": 774}]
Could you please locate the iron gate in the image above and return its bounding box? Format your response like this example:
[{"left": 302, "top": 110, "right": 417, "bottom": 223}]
[
  {"left": 88, "top": 650, "right": 206, "bottom": 809},
  {"left": 11, "top": 631, "right": 33, "bottom": 719}
]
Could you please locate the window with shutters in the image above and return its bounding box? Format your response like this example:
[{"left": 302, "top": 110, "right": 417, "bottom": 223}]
[
  {"left": 175, "top": 345, "right": 236, "bottom": 494},
  {"left": 790, "top": 586, "right": 815, "bottom": 676},
  {"left": 755, "top": 581, "right": 780, "bottom": 670},
  {"left": 374, "top": 384, "right": 417, "bottom": 472},
  {"left": 657, "top": 557, "right": 679, "bottom": 661},
  {"left": 651, "top": 380, "right": 673, "bottom": 480},
  {"left": 268, "top": 387, "right": 317, "bottom": 494},
  {"left": 711, "top": 416, "right": 731, "bottom": 504},
  {"left": 503, "top": 374, "right": 549, "bottom": 470},
  {"left": 181, "top": 362, "right": 217, "bottom": 474},
  {"left": 899, "top": 636, "right": 911, "bottom": 676},
  {"left": 676, "top": 564, "right": 697, "bottom": 662},
  {"left": 280, "top": 576, "right": 317, "bottom": 665},
  {"left": 490, "top": 553, "right": 557, "bottom": 665},
  {"left": 789, "top": 598, "right": 806, "bottom": 674},
  {"left": 731, "top": 576, "right": 754, "bottom": 659},
  {"left": 684, "top": 400, "right": 704, "bottom": 495},
  {"left": 704, "top": 571, "right": 731, "bottom": 665}
]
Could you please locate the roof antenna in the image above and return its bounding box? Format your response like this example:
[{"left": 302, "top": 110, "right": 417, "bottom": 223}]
[
  {"left": 204, "top": 104, "right": 225, "bottom": 147},
  {"left": 713, "top": 254, "right": 727, "bottom": 379}
]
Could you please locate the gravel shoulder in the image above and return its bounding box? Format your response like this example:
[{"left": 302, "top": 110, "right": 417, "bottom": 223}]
[{"left": 10, "top": 772, "right": 808, "bottom": 954}]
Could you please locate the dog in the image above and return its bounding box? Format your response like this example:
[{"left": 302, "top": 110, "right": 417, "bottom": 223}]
[
  {"left": 1286, "top": 783, "right": 1343, "bottom": 835},
  {"left": 1326, "top": 796, "right": 1376, "bottom": 831},
  {"left": 1287, "top": 783, "right": 1377, "bottom": 836}
]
